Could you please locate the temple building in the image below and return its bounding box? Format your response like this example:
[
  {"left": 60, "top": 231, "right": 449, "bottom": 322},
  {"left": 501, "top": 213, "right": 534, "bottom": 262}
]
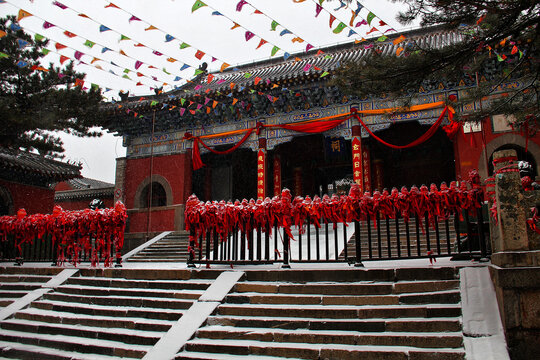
[
  {"left": 0, "top": 148, "right": 81, "bottom": 215},
  {"left": 100, "top": 26, "right": 539, "bottom": 242}
]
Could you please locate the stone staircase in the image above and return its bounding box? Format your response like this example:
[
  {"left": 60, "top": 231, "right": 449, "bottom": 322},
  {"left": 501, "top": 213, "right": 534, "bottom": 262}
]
[
  {"left": 0, "top": 267, "right": 63, "bottom": 308},
  {"left": 127, "top": 231, "right": 191, "bottom": 262},
  {"left": 177, "top": 267, "right": 465, "bottom": 359},
  {"left": 0, "top": 268, "right": 217, "bottom": 359}
]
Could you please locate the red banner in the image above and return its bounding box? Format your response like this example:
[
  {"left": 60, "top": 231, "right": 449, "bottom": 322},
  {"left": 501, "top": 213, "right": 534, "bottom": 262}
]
[
  {"left": 352, "top": 137, "right": 363, "bottom": 190},
  {"left": 362, "top": 146, "right": 371, "bottom": 192},
  {"left": 273, "top": 155, "right": 281, "bottom": 197},
  {"left": 257, "top": 149, "right": 265, "bottom": 199}
]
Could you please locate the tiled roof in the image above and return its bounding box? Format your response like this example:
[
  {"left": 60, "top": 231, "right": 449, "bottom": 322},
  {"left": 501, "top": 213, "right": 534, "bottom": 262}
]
[
  {"left": 66, "top": 177, "right": 114, "bottom": 190},
  {"left": 54, "top": 186, "right": 114, "bottom": 201},
  {"left": 0, "top": 148, "right": 81, "bottom": 184},
  {"left": 171, "top": 26, "right": 463, "bottom": 95}
]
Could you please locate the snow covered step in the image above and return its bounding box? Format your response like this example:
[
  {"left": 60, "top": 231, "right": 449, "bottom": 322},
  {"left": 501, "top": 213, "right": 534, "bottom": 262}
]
[
  {"left": 43, "top": 291, "right": 197, "bottom": 309},
  {"left": 225, "top": 289, "right": 460, "bottom": 306},
  {"left": 207, "top": 315, "right": 463, "bottom": 333},
  {"left": 30, "top": 299, "right": 187, "bottom": 321},
  {"left": 175, "top": 351, "right": 294, "bottom": 360},
  {"left": 243, "top": 267, "right": 458, "bottom": 282},
  {"left": 55, "top": 284, "right": 204, "bottom": 300},
  {"left": 65, "top": 276, "right": 211, "bottom": 291},
  {"left": 232, "top": 279, "right": 460, "bottom": 294},
  {"left": 182, "top": 338, "right": 465, "bottom": 360},
  {"left": 216, "top": 303, "right": 462, "bottom": 319},
  {"left": 0, "top": 340, "right": 122, "bottom": 360},
  {"left": 234, "top": 281, "right": 395, "bottom": 295},
  {"left": 0, "top": 328, "right": 151, "bottom": 358},
  {"left": 0, "top": 318, "right": 162, "bottom": 346},
  {"left": 195, "top": 325, "right": 464, "bottom": 349},
  {"left": 0, "top": 274, "right": 53, "bottom": 283},
  {"left": 14, "top": 307, "right": 176, "bottom": 332},
  {"left": 0, "top": 283, "right": 44, "bottom": 291}
]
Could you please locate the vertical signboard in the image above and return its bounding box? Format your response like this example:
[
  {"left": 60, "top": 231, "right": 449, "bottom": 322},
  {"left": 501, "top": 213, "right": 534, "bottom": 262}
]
[{"left": 257, "top": 149, "right": 266, "bottom": 199}]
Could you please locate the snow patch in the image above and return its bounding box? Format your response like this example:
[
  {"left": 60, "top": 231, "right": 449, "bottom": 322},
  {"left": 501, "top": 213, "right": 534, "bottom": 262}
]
[{"left": 460, "top": 267, "right": 510, "bottom": 360}]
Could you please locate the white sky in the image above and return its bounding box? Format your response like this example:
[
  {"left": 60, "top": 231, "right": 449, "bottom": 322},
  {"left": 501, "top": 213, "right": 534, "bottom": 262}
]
[{"left": 1, "top": 0, "right": 418, "bottom": 183}]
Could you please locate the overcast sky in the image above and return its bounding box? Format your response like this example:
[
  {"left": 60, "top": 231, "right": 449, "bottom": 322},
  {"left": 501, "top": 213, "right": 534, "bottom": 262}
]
[{"left": 1, "top": 0, "right": 418, "bottom": 183}]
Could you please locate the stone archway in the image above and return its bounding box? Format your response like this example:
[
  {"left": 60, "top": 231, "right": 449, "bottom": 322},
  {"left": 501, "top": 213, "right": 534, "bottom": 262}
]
[
  {"left": 134, "top": 174, "right": 173, "bottom": 209},
  {"left": 478, "top": 134, "right": 540, "bottom": 178}
]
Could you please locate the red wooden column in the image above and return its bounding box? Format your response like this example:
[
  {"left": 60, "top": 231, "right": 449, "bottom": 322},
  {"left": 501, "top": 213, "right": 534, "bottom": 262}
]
[
  {"left": 257, "top": 137, "right": 267, "bottom": 199},
  {"left": 273, "top": 155, "right": 281, "bottom": 197}
]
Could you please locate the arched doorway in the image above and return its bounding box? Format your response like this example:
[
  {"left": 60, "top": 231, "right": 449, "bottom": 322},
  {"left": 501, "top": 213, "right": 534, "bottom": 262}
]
[
  {"left": 134, "top": 174, "right": 173, "bottom": 208},
  {"left": 488, "top": 144, "right": 537, "bottom": 177},
  {"left": 366, "top": 122, "right": 455, "bottom": 190},
  {"left": 140, "top": 182, "right": 167, "bottom": 208}
]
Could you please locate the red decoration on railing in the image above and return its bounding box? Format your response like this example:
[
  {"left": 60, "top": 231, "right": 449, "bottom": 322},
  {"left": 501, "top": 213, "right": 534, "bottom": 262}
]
[
  {"left": 0, "top": 202, "right": 128, "bottom": 267},
  {"left": 185, "top": 177, "right": 483, "bottom": 256}
]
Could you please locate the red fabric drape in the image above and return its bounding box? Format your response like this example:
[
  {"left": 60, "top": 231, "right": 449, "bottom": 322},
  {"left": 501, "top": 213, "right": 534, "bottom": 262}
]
[
  {"left": 353, "top": 106, "right": 452, "bottom": 149},
  {"left": 269, "top": 117, "right": 349, "bottom": 133},
  {"left": 192, "top": 128, "right": 255, "bottom": 170},
  {"left": 187, "top": 106, "right": 454, "bottom": 170}
]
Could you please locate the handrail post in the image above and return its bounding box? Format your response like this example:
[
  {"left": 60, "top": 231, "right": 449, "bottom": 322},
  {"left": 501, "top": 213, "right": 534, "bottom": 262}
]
[
  {"left": 354, "top": 220, "right": 364, "bottom": 267},
  {"left": 282, "top": 230, "right": 291, "bottom": 269},
  {"left": 187, "top": 229, "right": 196, "bottom": 268}
]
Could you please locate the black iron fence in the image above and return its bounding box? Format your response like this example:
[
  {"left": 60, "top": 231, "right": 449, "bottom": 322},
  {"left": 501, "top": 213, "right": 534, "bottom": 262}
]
[
  {"left": 0, "top": 234, "right": 120, "bottom": 266},
  {"left": 188, "top": 205, "right": 490, "bottom": 267}
]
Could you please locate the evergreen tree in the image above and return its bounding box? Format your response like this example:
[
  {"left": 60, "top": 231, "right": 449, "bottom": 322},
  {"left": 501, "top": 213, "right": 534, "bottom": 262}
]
[
  {"left": 332, "top": 0, "right": 539, "bottom": 130},
  {"left": 0, "top": 15, "right": 104, "bottom": 157}
]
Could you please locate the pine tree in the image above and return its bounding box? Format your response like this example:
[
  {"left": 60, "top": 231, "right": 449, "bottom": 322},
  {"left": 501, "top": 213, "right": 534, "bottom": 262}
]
[
  {"left": 0, "top": 15, "right": 104, "bottom": 157},
  {"left": 332, "top": 0, "right": 539, "bottom": 131}
]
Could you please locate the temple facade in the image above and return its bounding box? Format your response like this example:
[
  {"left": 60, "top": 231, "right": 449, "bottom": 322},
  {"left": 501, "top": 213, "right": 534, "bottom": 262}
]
[{"left": 101, "top": 26, "right": 539, "bottom": 239}]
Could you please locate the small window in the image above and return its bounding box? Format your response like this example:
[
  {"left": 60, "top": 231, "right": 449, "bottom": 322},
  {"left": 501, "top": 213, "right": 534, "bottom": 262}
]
[{"left": 140, "top": 182, "right": 167, "bottom": 208}]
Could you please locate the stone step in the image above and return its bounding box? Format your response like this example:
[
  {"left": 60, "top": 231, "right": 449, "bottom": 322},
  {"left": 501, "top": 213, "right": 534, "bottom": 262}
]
[
  {"left": 207, "top": 315, "right": 463, "bottom": 332},
  {"left": 242, "top": 267, "right": 458, "bottom": 282},
  {"left": 0, "top": 340, "right": 121, "bottom": 360},
  {"left": 0, "top": 267, "right": 63, "bottom": 276},
  {"left": 225, "top": 290, "right": 460, "bottom": 306},
  {"left": 30, "top": 299, "right": 186, "bottom": 321},
  {"left": 216, "top": 303, "right": 462, "bottom": 319},
  {"left": 127, "top": 258, "right": 189, "bottom": 262},
  {"left": 0, "top": 283, "right": 43, "bottom": 291},
  {"left": 233, "top": 280, "right": 459, "bottom": 296},
  {"left": 182, "top": 338, "right": 465, "bottom": 360},
  {"left": 56, "top": 284, "right": 204, "bottom": 299},
  {"left": 0, "top": 328, "right": 150, "bottom": 358},
  {"left": 66, "top": 276, "right": 211, "bottom": 291},
  {"left": 0, "top": 275, "right": 53, "bottom": 283},
  {"left": 0, "top": 318, "right": 162, "bottom": 346},
  {"left": 43, "top": 292, "right": 195, "bottom": 310},
  {"left": 176, "top": 351, "right": 285, "bottom": 360},
  {"left": 14, "top": 308, "right": 175, "bottom": 332},
  {"left": 195, "top": 325, "right": 463, "bottom": 348}
]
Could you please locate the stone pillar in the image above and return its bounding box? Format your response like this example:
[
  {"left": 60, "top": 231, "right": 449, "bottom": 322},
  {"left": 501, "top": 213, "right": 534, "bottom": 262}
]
[
  {"left": 489, "top": 149, "right": 540, "bottom": 360},
  {"left": 492, "top": 150, "right": 529, "bottom": 260},
  {"left": 257, "top": 137, "right": 267, "bottom": 199}
]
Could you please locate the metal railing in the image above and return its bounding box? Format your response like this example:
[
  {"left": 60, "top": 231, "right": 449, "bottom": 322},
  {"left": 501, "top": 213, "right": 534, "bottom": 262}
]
[{"left": 187, "top": 205, "right": 490, "bottom": 267}]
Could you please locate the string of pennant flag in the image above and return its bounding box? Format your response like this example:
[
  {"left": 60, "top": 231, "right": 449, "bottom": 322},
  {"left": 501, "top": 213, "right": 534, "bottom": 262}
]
[{"left": 0, "top": 0, "right": 524, "bottom": 123}]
